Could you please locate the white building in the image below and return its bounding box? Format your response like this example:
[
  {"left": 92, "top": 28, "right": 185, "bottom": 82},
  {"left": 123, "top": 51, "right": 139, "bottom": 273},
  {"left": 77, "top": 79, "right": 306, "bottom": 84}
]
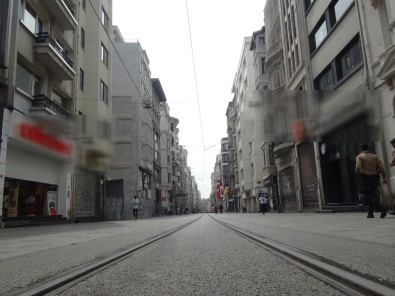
[{"left": 231, "top": 37, "right": 266, "bottom": 212}]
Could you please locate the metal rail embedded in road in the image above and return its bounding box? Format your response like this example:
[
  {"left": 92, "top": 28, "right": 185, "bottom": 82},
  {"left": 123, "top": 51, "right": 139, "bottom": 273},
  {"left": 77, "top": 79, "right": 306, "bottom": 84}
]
[
  {"left": 209, "top": 214, "right": 395, "bottom": 296},
  {"left": 9, "top": 215, "right": 203, "bottom": 296}
]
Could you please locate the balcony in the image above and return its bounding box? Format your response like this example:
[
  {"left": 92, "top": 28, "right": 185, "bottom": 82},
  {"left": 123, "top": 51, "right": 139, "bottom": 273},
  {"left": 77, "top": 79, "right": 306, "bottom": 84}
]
[
  {"left": 41, "top": 0, "right": 77, "bottom": 30},
  {"left": 31, "top": 95, "right": 70, "bottom": 115},
  {"left": 34, "top": 33, "right": 76, "bottom": 81},
  {"left": 262, "top": 165, "right": 276, "bottom": 181},
  {"left": 139, "top": 159, "right": 153, "bottom": 174}
]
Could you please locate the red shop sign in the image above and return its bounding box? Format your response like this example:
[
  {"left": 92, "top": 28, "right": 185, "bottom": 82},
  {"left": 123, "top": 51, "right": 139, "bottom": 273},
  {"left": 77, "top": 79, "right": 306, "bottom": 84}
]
[{"left": 16, "top": 122, "right": 72, "bottom": 156}]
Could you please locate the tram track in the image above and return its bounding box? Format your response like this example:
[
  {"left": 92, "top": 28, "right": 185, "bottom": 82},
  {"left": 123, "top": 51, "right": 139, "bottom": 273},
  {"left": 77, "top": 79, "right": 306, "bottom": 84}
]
[
  {"left": 8, "top": 214, "right": 203, "bottom": 296},
  {"left": 209, "top": 214, "right": 395, "bottom": 296}
]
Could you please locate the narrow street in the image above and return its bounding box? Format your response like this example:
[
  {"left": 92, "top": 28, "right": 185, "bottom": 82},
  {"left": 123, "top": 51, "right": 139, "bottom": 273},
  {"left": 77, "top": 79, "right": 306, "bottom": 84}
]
[{"left": 1, "top": 213, "right": 394, "bottom": 295}]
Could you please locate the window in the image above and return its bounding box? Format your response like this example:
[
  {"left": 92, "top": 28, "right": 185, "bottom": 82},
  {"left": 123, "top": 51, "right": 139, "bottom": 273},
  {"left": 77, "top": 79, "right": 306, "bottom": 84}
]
[
  {"left": 221, "top": 143, "right": 229, "bottom": 152},
  {"left": 79, "top": 68, "right": 84, "bottom": 91},
  {"left": 338, "top": 36, "right": 362, "bottom": 79},
  {"left": 261, "top": 57, "right": 266, "bottom": 74},
  {"left": 154, "top": 132, "right": 159, "bottom": 161},
  {"left": 167, "top": 155, "right": 171, "bottom": 165},
  {"left": 52, "top": 91, "right": 68, "bottom": 110},
  {"left": 100, "top": 80, "right": 108, "bottom": 103},
  {"left": 167, "top": 139, "right": 170, "bottom": 149},
  {"left": 314, "top": 35, "right": 362, "bottom": 89},
  {"left": 258, "top": 36, "right": 265, "bottom": 45},
  {"left": 168, "top": 173, "right": 171, "bottom": 183},
  {"left": 309, "top": 0, "right": 354, "bottom": 55},
  {"left": 171, "top": 123, "right": 174, "bottom": 131},
  {"left": 82, "top": 0, "right": 86, "bottom": 10},
  {"left": 16, "top": 63, "right": 41, "bottom": 95},
  {"left": 315, "top": 66, "right": 334, "bottom": 90},
  {"left": 305, "top": 0, "right": 316, "bottom": 11},
  {"left": 101, "top": 43, "right": 108, "bottom": 66},
  {"left": 333, "top": 0, "right": 353, "bottom": 22},
  {"left": 81, "top": 28, "right": 85, "bottom": 49},
  {"left": 22, "top": 3, "right": 36, "bottom": 33},
  {"left": 222, "top": 154, "right": 229, "bottom": 163},
  {"left": 313, "top": 20, "right": 327, "bottom": 50},
  {"left": 101, "top": 7, "right": 109, "bottom": 30},
  {"left": 295, "top": 44, "right": 300, "bottom": 67}
]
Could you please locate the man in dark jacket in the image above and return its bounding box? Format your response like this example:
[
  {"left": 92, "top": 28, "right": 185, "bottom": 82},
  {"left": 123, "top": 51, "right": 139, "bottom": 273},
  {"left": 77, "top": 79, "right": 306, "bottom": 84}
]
[{"left": 355, "top": 144, "right": 388, "bottom": 218}]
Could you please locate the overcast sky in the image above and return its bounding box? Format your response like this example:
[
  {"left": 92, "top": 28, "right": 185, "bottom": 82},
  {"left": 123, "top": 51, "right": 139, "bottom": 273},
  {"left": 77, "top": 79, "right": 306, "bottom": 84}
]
[{"left": 113, "top": 0, "right": 267, "bottom": 199}]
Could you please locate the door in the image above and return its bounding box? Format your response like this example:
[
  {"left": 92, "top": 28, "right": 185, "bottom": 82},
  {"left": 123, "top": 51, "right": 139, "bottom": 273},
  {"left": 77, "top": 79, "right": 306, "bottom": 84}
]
[
  {"left": 298, "top": 143, "right": 319, "bottom": 211},
  {"left": 104, "top": 179, "right": 124, "bottom": 221}
]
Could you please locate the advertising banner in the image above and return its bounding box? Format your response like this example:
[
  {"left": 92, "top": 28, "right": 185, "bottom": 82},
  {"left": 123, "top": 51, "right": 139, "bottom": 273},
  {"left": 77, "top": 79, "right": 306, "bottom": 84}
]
[{"left": 47, "top": 191, "right": 57, "bottom": 216}]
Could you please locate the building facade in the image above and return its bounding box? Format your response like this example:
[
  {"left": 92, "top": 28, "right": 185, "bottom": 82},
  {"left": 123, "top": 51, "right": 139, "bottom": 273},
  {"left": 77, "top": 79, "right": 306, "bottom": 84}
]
[
  {"left": 1, "top": 0, "right": 77, "bottom": 223},
  {"left": 74, "top": 0, "right": 113, "bottom": 221},
  {"left": 110, "top": 26, "right": 154, "bottom": 219},
  {"left": 231, "top": 37, "right": 267, "bottom": 213}
]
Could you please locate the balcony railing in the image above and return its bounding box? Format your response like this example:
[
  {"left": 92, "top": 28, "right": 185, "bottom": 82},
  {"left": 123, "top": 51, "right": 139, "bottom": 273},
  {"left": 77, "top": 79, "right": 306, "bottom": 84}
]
[
  {"left": 62, "top": 0, "right": 75, "bottom": 16},
  {"left": 35, "top": 33, "right": 73, "bottom": 68},
  {"left": 32, "top": 95, "right": 70, "bottom": 115}
]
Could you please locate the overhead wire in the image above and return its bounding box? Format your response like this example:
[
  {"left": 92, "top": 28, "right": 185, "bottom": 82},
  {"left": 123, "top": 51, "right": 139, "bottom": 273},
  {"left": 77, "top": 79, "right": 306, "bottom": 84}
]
[{"left": 185, "top": 0, "right": 209, "bottom": 197}]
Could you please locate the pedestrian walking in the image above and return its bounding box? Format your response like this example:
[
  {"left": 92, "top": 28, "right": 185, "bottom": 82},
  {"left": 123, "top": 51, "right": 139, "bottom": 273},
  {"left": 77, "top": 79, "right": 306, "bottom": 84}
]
[
  {"left": 258, "top": 193, "right": 266, "bottom": 215},
  {"left": 132, "top": 195, "right": 140, "bottom": 221},
  {"left": 389, "top": 138, "right": 395, "bottom": 167},
  {"left": 219, "top": 202, "right": 223, "bottom": 214},
  {"left": 355, "top": 144, "right": 388, "bottom": 218}
]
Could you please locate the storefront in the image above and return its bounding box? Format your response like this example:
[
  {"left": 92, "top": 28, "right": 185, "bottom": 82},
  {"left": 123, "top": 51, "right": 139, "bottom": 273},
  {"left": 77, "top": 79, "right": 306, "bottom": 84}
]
[
  {"left": 2, "top": 114, "right": 73, "bottom": 221},
  {"left": 3, "top": 178, "right": 58, "bottom": 218},
  {"left": 274, "top": 143, "right": 298, "bottom": 212},
  {"left": 263, "top": 175, "right": 279, "bottom": 212},
  {"left": 313, "top": 91, "right": 382, "bottom": 209}
]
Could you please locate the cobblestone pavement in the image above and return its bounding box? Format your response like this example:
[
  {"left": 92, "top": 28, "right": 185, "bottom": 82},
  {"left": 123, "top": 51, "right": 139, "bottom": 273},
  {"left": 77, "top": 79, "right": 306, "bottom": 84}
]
[
  {"left": 61, "top": 214, "right": 345, "bottom": 296},
  {"left": 214, "top": 212, "right": 395, "bottom": 285}
]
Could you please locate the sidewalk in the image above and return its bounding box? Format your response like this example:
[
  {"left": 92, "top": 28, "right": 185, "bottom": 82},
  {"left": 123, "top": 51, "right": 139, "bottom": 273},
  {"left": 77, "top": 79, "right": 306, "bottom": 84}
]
[
  {"left": 0, "top": 215, "right": 197, "bottom": 259},
  {"left": 215, "top": 212, "right": 395, "bottom": 246}
]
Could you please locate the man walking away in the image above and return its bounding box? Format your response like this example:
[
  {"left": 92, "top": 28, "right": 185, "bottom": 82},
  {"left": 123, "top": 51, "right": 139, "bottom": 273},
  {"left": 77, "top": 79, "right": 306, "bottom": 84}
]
[
  {"left": 258, "top": 193, "right": 266, "bottom": 215},
  {"left": 389, "top": 138, "right": 395, "bottom": 167},
  {"left": 132, "top": 196, "right": 140, "bottom": 221},
  {"left": 355, "top": 144, "right": 388, "bottom": 218}
]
